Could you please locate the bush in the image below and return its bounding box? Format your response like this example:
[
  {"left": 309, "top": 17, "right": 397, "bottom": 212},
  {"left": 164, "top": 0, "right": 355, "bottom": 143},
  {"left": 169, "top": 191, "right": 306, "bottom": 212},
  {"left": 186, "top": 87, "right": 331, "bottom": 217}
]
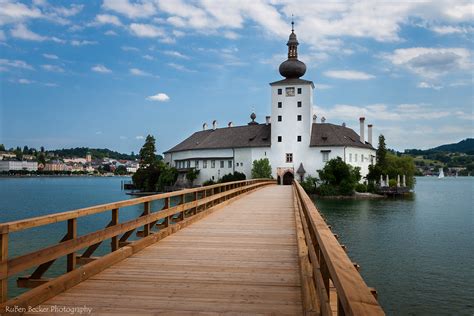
[
  {"left": 317, "top": 157, "right": 360, "bottom": 196},
  {"left": 251, "top": 158, "right": 272, "bottom": 179},
  {"left": 389, "top": 179, "right": 397, "bottom": 187},
  {"left": 202, "top": 179, "right": 215, "bottom": 186},
  {"left": 300, "top": 176, "right": 318, "bottom": 194},
  {"left": 318, "top": 184, "right": 339, "bottom": 196},
  {"left": 220, "top": 171, "right": 246, "bottom": 183},
  {"left": 355, "top": 183, "right": 367, "bottom": 193}
]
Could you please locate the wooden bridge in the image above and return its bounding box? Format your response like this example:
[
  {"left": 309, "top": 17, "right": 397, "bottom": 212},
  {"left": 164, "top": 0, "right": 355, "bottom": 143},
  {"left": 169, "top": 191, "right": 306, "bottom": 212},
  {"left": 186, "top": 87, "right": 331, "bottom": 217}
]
[{"left": 1, "top": 180, "right": 384, "bottom": 315}]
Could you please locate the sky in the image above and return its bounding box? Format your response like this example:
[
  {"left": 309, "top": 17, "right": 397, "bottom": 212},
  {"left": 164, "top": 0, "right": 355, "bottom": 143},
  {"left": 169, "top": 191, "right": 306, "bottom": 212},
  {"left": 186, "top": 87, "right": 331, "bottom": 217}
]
[{"left": 0, "top": 0, "right": 473, "bottom": 155}]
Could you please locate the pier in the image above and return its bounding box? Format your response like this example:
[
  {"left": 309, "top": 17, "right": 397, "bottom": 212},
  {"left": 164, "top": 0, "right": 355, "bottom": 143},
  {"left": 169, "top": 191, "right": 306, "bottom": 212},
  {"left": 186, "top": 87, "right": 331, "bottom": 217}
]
[{"left": 1, "top": 180, "right": 384, "bottom": 315}]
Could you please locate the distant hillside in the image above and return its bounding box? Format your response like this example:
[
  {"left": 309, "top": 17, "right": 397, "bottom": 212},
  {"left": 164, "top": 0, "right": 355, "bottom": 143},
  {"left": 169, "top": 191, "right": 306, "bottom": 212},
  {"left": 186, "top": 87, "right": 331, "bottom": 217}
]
[
  {"left": 405, "top": 138, "right": 474, "bottom": 155},
  {"left": 49, "top": 147, "right": 137, "bottom": 160}
]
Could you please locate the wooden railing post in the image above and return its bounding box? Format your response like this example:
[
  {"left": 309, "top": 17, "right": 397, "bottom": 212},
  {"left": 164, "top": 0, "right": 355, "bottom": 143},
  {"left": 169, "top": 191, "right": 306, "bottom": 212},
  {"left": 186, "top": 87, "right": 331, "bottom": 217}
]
[
  {"left": 0, "top": 232, "right": 8, "bottom": 303},
  {"left": 111, "top": 208, "right": 119, "bottom": 252},
  {"left": 143, "top": 202, "right": 150, "bottom": 236},
  {"left": 66, "top": 219, "right": 77, "bottom": 272}
]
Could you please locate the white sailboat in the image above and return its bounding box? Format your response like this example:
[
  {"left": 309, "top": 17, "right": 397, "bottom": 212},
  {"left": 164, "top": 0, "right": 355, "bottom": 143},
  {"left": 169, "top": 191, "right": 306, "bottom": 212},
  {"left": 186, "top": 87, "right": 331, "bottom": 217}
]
[{"left": 438, "top": 168, "right": 445, "bottom": 179}]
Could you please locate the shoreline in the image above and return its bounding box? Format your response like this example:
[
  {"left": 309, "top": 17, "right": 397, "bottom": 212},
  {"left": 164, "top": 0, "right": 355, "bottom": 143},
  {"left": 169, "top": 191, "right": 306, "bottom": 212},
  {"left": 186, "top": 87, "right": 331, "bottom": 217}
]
[
  {"left": 312, "top": 192, "right": 387, "bottom": 200},
  {"left": 0, "top": 174, "right": 131, "bottom": 178}
]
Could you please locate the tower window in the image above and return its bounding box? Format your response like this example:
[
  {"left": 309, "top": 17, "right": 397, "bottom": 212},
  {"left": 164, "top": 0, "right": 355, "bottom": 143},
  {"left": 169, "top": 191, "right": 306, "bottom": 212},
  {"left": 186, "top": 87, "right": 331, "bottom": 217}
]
[
  {"left": 278, "top": 102, "right": 282, "bottom": 108},
  {"left": 211, "top": 160, "right": 215, "bottom": 168},
  {"left": 297, "top": 101, "right": 302, "bottom": 107},
  {"left": 285, "top": 87, "right": 295, "bottom": 96},
  {"left": 278, "top": 89, "right": 282, "bottom": 95},
  {"left": 286, "top": 153, "right": 293, "bottom": 163},
  {"left": 278, "top": 115, "right": 282, "bottom": 122},
  {"left": 297, "top": 136, "right": 302, "bottom": 142},
  {"left": 220, "top": 160, "right": 224, "bottom": 168},
  {"left": 195, "top": 160, "right": 199, "bottom": 169},
  {"left": 297, "top": 115, "right": 302, "bottom": 121},
  {"left": 278, "top": 136, "right": 282, "bottom": 142},
  {"left": 228, "top": 160, "right": 232, "bottom": 168},
  {"left": 297, "top": 88, "right": 302, "bottom": 94},
  {"left": 203, "top": 160, "right": 207, "bottom": 168}
]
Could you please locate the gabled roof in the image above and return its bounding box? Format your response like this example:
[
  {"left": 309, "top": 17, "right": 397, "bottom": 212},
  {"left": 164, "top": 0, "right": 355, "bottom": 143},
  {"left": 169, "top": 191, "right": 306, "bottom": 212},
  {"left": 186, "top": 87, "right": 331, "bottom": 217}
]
[
  {"left": 310, "top": 123, "right": 374, "bottom": 149},
  {"left": 269, "top": 78, "right": 314, "bottom": 88},
  {"left": 164, "top": 124, "right": 271, "bottom": 153},
  {"left": 165, "top": 122, "right": 374, "bottom": 154}
]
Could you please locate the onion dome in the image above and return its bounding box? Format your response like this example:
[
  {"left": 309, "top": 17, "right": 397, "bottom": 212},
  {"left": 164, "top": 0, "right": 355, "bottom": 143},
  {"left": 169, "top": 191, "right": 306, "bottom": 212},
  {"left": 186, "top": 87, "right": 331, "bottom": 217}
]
[
  {"left": 248, "top": 112, "right": 258, "bottom": 125},
  {"left": 279, "top": 21, "right": 306, "bottom": 79}
]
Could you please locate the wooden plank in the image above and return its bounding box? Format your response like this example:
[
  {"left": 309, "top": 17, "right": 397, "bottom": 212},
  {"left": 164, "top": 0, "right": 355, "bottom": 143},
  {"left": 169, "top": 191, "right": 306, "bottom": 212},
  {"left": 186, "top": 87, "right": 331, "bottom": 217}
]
[{"left": 0, "top": 233, "right": 7, "bottom": 303}]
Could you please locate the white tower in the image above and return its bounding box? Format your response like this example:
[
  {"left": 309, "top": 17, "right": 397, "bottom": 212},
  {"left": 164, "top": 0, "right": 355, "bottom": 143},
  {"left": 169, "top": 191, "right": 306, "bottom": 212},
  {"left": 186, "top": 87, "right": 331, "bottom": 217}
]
[{"left": 269, "top": 21, "right": 314, "bottom": 182}]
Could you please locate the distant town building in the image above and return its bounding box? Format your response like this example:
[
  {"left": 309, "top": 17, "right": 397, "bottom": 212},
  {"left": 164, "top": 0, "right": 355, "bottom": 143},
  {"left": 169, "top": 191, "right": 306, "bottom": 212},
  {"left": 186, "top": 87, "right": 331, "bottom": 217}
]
[
  {"left": 0, "top": 161, "right": 38, "bottom": 172},
  {"left": 44, "top": 162, "right": 67, "bottom": 172},
  {"left": 164, "top": 25, "right": 376, "bottom": 185}
]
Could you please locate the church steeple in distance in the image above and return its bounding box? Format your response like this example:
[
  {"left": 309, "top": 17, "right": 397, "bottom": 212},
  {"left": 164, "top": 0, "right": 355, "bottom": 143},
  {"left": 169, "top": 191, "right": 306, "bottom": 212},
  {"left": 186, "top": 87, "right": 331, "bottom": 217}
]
[{"left": 279, "top": 19, "right": 306, "bottom": 79}]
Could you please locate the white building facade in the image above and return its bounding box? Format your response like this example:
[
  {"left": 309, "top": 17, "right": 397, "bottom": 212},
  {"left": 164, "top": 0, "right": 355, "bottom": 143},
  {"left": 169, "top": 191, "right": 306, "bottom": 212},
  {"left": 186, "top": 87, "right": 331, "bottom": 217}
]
[
  {"left": 164, "top": 27, "right": 375, "bottom": 185},
  {"left": 0, "top": 161, "right": 38, "bottom": 172}
]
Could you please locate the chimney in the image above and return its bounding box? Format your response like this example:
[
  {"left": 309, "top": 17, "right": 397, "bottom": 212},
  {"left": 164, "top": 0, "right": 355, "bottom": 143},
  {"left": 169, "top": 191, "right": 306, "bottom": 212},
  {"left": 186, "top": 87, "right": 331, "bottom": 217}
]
[
  {"left": 265, "top": 116, "right": 271, "bottom": 125},
  {"left": 359, "top": 117, "right": 365, "bottom": 143},
  {"left": 212, "top": 120, "right": 217, "bottom": 130},
  {"left": 313, "top": 114, "right": 317, "bottom": 123},
  {"left": 228, "top": 121, "right": 233, "bottom": 128},
  {"left": 368, "top": 124, "right": 373, "bottom": 145},
  {"left": 342, "top": 122, "right": 346, "bottom": 127},
  {"left": 321, "top": 116, "right": 326, "bottom": 123},
  {"left": 202, "top": 122, "right": 208, "bottom": 131}
]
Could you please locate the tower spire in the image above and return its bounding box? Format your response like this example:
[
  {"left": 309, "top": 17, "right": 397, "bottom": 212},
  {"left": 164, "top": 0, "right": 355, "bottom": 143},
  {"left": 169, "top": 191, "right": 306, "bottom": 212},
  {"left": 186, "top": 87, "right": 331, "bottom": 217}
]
[
  {"left": 278, "top": 19, "right": 306, "bottom": 79},
  {"left": 291, "top": 15, "right": 294, "bottom": 32}
]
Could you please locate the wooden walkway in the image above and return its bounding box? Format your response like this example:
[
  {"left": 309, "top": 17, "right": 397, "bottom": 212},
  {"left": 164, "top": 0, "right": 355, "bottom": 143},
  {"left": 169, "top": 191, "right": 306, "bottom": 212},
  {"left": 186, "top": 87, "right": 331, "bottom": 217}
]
[{"left": 27, "top": 186, "right": 303, "bottom": 315}]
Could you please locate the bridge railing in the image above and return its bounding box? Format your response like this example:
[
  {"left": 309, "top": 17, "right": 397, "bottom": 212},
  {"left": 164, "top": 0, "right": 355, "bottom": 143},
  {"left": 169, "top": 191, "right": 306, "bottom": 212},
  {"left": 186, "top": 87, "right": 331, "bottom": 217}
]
[
  {"left": 293, "top": 180, "right": 385, "bottom": 316},
  {"left": 0, "top": 179, "right": 275, "bottom": 311}
]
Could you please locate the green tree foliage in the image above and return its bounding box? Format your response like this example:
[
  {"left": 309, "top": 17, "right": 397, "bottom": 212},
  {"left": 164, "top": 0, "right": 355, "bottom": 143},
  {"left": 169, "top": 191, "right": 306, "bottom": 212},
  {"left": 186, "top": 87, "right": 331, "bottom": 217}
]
[
  {"left": 317, "top": 157, "right": 361, "bottom": 196},
  {"left": 185, "top": 169, "right": 200, "bottom": 186},
  {"left": 300, "top": 176, "right": 318, "bottom": 194},
  {"left": 114, "top": 165, "right": 128, "bottom": 175},
  {"left": 376, "top": 134, "right": 387, "bottom": 169},
  {"left": 0, "top": 144, "right": 5, "bottom": 151},
  {"left": 132, "top": 135, "right": 163, "bottom": 192},
  {"left": 156, "top": 167, "right": 178, "bottom": 191},
  {"left": 139, "top": 135, "right": 158, "bottom": 167},
  {"left": 220, "top": 171, "right": 246, "bottom": 183},
  {"left": 251, "top": 158, "right": 272, "bottom": 179}
]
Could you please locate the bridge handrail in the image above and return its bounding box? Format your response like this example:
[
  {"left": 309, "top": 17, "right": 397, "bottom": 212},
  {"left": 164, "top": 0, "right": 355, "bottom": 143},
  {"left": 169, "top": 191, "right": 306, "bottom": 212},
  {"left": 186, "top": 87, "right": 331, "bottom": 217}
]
[
  {"left": 293, "top": 180, "right": 385, "bottom": 316},
  {"left": 0, "top": 179, "right": 275, "bottom": 308}
]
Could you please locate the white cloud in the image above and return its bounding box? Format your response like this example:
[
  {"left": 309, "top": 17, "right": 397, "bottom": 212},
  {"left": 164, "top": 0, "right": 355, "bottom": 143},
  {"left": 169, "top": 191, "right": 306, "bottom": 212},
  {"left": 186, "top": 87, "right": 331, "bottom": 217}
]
[
  {"left": 121, "top": 46, "right": 139, "bottom": 52},
  {"left": 0, "top": 58, "right": 34, "bottom": 70},
  {"left": 417, "top": 82, "right": 442, "bottom": 90},
  {"left": 142, "top": 54, "right": 154, "bottom": 61},
  {"left": 130, "top": 68, "right": 150, "bottom": 76},
  {"left": 129, "top": 23, "right": 163, "bottom": 38},
  {"left": 102, "top": 0, "right": 156, "bottom": 19},
  {"left": 167, "top": 62, "right": 195, "bottom": 72},
  {"left": 164, "top": 50, "right": 189, "bottom": 59},
  {"left": 0, "top": 1, "right": 43, "bottom": 26},
  {"left": 91, "top": 64, "right": 112, "bottom": 73},
  {"left": 135, "top": 135, "right": 144, "bottom": 140},
  {"left": 18, "top": 78, "right": 34, "bottom": 84},
  {"left": 430, "top": 25, "right": 470, "bottom": 35},
  {"left": 42, "top": 53, "right": 58, "bottom": 59},
  {"left": 44, "top": 82, "right": 58, "bottom": 87},
  {"left": 314, "top": 84, "right": 332, "bottom": 90},
  {"left": 146, "top": 92, "right": 170, "bottom": 102},
  {"left": 104, "top": 30, "right": 117, "bottom": 36},
  {"left": 10, "top": 23, "right": 46, "bottom": 41},
  {"left": 383, "top": 47, "right": 471, "bottom": 79},
  {"left": 41, "top": 64, "right": 64, "bottom": 72},
  {"left": 324, "top": 70, "right": 375, "bottom": 80},
  {"left": 71, "top": 39, "right": 97, "bottom": 46},
  {"left": 94, "top": 14, "right": 122, "bottom": 26}
]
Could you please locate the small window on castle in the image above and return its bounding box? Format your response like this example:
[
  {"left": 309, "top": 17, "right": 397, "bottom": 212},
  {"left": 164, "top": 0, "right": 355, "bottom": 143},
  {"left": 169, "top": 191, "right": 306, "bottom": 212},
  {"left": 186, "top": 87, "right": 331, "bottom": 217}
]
[
  {"left": 220, "top": 160, "right": 224, "bottom": 168},
  {"left": 278, "top": 136, "right": 282, "bottom": 142},
  {"left": 322, "top": 152, "right": 329, "bottom": 162},
  {"left": 349, "top": 153, "right": 352, "bottom": 162},
  {"left": 186, "top": 160, "right": 190, "bottom": 168},
  {"left": 297, "top": 88, "right": 302, "bottom": 94},
  {"left": 228, "top": 160, "right": 232, "bottom": 168},
  {"left": 203, "top": 160, "right": 207, "bottom": 168},
  {"left": 297, "top": 101, "right": 302, "bottom": 107},
  {"left": 278, "top": 115, "right": 282, "bottom": 122},
  {"left": 297, "top": 115, "right": 302, "bottom": 121},
  {"left": 297, "top": 136, "right": 302, "bottom": 142},
  {"left": 211, "top": 160, "right": 215, "bottom": 168},
  {"left": 195, "top": 160, "right": 199, "bottom": 169},
  {"left": 278, "top": 102, "right": 282, "bottom": 108},
  {"left": 286, "top": 153, "right": 293, "bottom": 163},
  {"left": 278, "top": 89, "right": 282, "bottom": 95},
  {"left": 286, "top": 87, "right": 295, "bottom": 97},
  {"left": 355, "top": 154, "right": 358, "bottom": 162}
]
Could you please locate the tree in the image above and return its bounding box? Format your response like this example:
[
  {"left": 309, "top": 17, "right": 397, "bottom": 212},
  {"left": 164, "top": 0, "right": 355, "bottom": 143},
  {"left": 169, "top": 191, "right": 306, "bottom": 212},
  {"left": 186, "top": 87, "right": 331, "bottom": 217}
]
[
  {"left": 23, "top": 145, "right": 29, "bottom": 154},
  {"left": 186, "top": 169, "right": 200, "bottom": 186},
  {"left": 139, "top": 135, "right": 158, "bottom": 167},
  {"left": 40, "top": 146, "right": 45, "bottom": 153},
  {"left": 220, "top": 171, "right": 246, "bottom": 183},
  {"left": 251, "top": 158, "right": 272, "bottom": 179},
  {"left": 317, "top": 157, "right": 361, "bottom": 196},
  {"left": 156, "top": 166, "right": 178, "bottom": 191},
  {"left": 376, "top": 135, "right": 387, "bottom": 169},
  {"left": 0, "top": 144, "right": 5, "bottom": 151},
  {"left": 114, "top": 165, "right": 128, "bottom": 175}
]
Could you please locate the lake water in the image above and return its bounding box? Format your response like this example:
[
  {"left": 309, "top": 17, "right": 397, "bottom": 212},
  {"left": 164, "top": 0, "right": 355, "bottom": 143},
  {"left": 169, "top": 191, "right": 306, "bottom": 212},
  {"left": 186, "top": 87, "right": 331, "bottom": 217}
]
[
  {"left": 0, "top": 176, "right": 472, "bottom": 315},
  {"left": 315, "top": 177, "right": 473, "bottom": 315}
]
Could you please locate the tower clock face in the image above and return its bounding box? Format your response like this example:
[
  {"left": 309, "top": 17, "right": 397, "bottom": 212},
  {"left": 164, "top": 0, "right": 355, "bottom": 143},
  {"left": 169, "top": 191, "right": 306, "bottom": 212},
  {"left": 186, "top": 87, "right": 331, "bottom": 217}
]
[{"left": 285, "top": 87, "right": 295, "bottom": 96}]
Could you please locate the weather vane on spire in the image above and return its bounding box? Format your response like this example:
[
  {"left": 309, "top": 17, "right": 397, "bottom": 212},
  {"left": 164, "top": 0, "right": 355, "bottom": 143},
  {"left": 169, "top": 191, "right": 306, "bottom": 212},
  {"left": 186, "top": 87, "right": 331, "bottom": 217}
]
[{"left": 291, "top": 14, "right": 294, "bottom": 32}]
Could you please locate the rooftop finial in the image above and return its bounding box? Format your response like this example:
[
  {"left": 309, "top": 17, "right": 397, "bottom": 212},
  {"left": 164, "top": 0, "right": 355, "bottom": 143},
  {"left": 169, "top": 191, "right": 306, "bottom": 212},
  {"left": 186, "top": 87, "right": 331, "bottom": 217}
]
[{"left": 291, "top": 15, "right": 294, "bottom": 32}]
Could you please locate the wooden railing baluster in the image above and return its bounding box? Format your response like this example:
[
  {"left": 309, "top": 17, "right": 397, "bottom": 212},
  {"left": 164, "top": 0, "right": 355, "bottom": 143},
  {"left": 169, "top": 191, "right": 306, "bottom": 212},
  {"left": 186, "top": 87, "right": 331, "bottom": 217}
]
[
  {"left": 0, "top": 233, "right": 8, "bottom": 303},
  {"left": 111, "top": 208, "right": 119, "bottom": 251},
  {"left": 66, "top": 218, "right": 77, "bottom": 272}
]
